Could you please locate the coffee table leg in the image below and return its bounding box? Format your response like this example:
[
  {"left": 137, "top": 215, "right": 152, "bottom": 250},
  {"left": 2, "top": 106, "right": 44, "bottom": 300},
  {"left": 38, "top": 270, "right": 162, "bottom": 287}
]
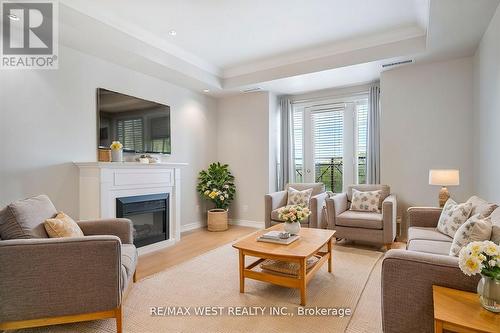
[
  {"left": 434, "top": 319, "right": 443, "bottom": 333},
  {"left": 328, "top": 238, "right": 333, "bottom": 273},
  {"left": 300, "top": 258, "right": 307, "bottom": 306},
  {"left": 239, "top": 250, "right": 245, "bottom": 293}
]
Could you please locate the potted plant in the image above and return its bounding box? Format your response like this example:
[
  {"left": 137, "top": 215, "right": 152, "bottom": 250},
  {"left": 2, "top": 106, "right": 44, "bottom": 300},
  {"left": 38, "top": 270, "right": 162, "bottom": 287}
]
[
  {"left": 197, "top": 162, "right": 235, "bottom": 231},
  {"left": 458, "top": 240, "right": 500, "bottom": 312},
  {"left": 277, "top": 205, "right": 311, "bottom": 235}
]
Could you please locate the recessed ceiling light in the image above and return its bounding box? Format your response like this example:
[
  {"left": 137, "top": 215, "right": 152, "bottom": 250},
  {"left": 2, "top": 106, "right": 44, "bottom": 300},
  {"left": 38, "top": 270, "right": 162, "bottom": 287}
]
[
  {"left": 203, "top": 89, "right": 210, "bottom": 93},
  {"left": 168, "top": 30, "right": 177, "bottom": 36},
  {"left": 7, "top": 14, "right": 19, "bottom": 21}
]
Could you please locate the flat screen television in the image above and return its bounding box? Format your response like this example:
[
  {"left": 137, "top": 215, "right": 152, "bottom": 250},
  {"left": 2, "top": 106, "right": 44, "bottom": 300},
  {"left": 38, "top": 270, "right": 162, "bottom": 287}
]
[{"left": 97, "top": 88, "right": 171, "bottom": 154}]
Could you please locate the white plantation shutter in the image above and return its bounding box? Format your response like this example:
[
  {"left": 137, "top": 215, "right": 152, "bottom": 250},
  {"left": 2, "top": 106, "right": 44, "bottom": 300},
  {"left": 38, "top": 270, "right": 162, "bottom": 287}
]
[
  {"left": 117, "top": 118, "right": 143, "bottom": 152},
  {"left": 292, "top": 107, "right": 304, "bottom": 181},
  {"left": 311, "top": 109, "right": 344, "bottom": 163}
]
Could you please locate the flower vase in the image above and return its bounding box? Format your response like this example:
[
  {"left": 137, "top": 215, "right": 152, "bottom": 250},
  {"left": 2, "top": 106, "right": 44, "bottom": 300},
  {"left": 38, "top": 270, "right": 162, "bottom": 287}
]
[
  {"left": 111, "top": 149, "right": 123, "bottom": 162},
  {"left": 284, "top": 221, "right": 301, "bottom": 235},
  {"left": 477, "top": 275, "right": 500, "bottom": 312}
]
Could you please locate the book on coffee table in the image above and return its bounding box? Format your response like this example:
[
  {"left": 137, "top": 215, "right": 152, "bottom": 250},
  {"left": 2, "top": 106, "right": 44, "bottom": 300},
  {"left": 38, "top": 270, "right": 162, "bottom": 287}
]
[{"left": 257, "top": 234, "right": 300, "bottom": 245}]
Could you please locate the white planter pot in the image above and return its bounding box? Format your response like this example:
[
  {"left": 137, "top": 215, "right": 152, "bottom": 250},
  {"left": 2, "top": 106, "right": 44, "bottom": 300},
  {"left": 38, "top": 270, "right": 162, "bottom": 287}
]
[
  {"left": 111, "top": 149, "right": 123, "bottom": 162},
  {"left": 284, "top": 222, "right": 301, "bottom": 235}
]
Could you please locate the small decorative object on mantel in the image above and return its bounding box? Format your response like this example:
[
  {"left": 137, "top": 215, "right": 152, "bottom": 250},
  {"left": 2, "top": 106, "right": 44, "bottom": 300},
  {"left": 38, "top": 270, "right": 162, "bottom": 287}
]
[
  {"left": 197, "top": 162, "right": 235, "bottom": 232},
  {"left": 137, "top": 155, "right": 150, "bottom": 164},
  {"left": 135, "top": 154, "right": 159, "bottom": 164},
  {"left": 98, "top": 148, "right": 111, "bottom": 162},
  {"left": 110, "top": 141, "right": 123, "bottom": 162},
  {"left": 277, "top": 205, "right": 311, "bottom": 235},
  {"left": 458, "top": 240, "right": 500, "bottom": 312}
]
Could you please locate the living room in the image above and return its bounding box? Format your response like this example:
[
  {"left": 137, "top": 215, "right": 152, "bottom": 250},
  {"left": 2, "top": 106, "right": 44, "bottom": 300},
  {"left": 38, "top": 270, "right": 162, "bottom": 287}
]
[{"left": 0, "top": 0, "right": 499, "bottom": 332}]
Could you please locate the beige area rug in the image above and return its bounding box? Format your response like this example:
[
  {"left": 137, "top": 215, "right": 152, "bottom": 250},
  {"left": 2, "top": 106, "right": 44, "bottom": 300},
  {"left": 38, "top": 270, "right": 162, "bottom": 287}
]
[{"left": 15, "top": 244, "right": 383, "bottom": 333}]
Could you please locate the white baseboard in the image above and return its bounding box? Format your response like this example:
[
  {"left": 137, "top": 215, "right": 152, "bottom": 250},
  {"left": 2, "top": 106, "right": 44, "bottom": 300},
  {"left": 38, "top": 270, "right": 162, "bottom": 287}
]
[
  {"left": 229, "top": 219, "right": 265, "bottom": 229},
  {"left": 181, "top": 221, "right": 206, "bottom": 232}
]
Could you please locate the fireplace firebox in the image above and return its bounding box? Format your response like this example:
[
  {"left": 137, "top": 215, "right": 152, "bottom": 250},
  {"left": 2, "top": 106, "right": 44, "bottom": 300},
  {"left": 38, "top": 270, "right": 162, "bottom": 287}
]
[{"left": 116, "top": 193, "right": 169, "bottom": 248}]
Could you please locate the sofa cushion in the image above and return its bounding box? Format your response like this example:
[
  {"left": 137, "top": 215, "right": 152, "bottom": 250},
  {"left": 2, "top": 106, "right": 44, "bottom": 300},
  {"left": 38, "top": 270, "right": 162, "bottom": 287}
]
[
  {"left": 285, "top": 183, "right": 325, "bottom": 196},
  {"left": 407, "top": 227, "right": 453, "bottom": 243},
  {"left": 44, "top": 212, "right": 84, "bottom": 238},
  {"left": 286, "top": 187, "right": 313, "bottom": 207},
  {"left": 349, "top": 189, "right": 381, "bottom": 213},
  {"left": 491, "top": 207, "right": 500, "bottom": 244},
  {"left": 407, "top": 239, "right": 452, "bottom": 255},
  {"left": 336, "top": 210, "right": 383, "bottom": 230},
  {"left": 466, "top": 196, "right": 498, "bottom": 217},
  {"left": 437, "top": 198, "right": 472, "bottom": 238},
  {"left": 121, "top": 244, "right": 138, "bottom": 291},
  {"left": 449, "top": 214, "right": 492, "bottom": 256},
  {"left": 0, "top": 194, "right": 56, "bottom": 239},
  {"left": 347, "top": 184, "right": 390, "bottom": 208},
  {"left": 270, "top": 209, "right": 310, "bottom": 225}
]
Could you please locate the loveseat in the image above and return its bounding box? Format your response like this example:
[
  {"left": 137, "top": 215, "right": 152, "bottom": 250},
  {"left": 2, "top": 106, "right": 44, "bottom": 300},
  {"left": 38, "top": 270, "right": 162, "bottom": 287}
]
[{"left": 381, "top": 196, "right": 499, "bottom": 333}]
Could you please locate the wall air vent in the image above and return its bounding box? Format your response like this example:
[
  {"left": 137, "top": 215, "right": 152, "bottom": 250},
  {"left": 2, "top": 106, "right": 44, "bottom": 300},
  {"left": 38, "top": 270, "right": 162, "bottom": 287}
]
[
  {"left": 382, "top": 59, "right": 414, "bottom": 68},
  {"left": 242, "top": 87, "right": 262, "bottom": 93}
]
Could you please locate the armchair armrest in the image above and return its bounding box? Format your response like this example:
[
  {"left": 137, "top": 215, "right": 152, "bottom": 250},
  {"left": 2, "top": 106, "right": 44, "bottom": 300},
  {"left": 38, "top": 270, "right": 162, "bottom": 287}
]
[
  {"left": 309, "top": 192, "right": 329, "bottom": 228},
  {"left": 407, "top": 207, "right": 442, "bottom": 228},
  {"left": 325, "top": 193, "right": 348, "bottom": 229},
  {"left": 381, "top": 249, "right": 479, "bottom": 333},
  {"left": 264, "top": 190, "right": 288, "bottom": 228},
  {"left": 382, "top": 194, "right": 397, "bottom": 243},
  {"left": 78, "top": 218, "right": 133, "bottom": 244},
  {"left": 0, "top": 236, "right": 122, "bottom": 322}
]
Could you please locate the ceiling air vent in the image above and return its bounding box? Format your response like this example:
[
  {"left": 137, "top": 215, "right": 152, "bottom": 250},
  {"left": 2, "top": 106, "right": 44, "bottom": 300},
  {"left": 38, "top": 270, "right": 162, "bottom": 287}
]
[
  {"left": 382, "top": 59, "right": 414, "bottom": 68},
  {"left": 242, "top": 87, "right": 262, "bottom": 93}
]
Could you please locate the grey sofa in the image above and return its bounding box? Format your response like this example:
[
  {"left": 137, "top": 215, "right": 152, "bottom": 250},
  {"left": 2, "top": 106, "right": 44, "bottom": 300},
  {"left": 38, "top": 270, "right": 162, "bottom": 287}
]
[
  {"left": 265, "top": 183, "right": 328, "bottom": 229},
  {"left": 325, "top": 185, "right": 397, "bottom": 248},
  {"left": 0, "top": 195, "right": 137, "bottom": 333},
  {"left": 381, "top": 196, "right": 500, "bottom": 333}
]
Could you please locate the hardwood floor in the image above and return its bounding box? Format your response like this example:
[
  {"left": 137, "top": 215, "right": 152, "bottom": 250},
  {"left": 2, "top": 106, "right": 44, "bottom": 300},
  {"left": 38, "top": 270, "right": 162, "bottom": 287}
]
[{"left": 135, "top": 225, "right": 258, "bottom": 281}]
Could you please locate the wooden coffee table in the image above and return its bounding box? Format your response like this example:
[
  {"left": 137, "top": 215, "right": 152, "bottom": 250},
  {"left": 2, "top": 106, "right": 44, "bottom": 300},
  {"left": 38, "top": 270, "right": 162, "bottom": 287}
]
[{"left": 233, "top": 224, "right": 335, "bottom": 305}]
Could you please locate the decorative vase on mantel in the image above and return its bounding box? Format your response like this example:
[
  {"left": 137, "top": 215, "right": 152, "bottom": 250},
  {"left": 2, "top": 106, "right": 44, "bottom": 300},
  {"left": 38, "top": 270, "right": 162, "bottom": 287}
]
[
  {"left": 110, "top": 141, "right": 123, "bottom": 162},
  {"left": 477, "top": 274, "right": 500, "bottom": 313}
]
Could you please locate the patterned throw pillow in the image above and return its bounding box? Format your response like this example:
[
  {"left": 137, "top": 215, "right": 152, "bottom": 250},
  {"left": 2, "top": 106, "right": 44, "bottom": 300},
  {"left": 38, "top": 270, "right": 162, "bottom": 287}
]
[
  {"left": 44, "top": 212, "right": 84, "bottom": 238},
  {"left": 350, "top": 189, "right": 381, "bottom": 213},
  {"left": 449, "top": 214, "right": 492, "bottom": 256},
  {"left": 286, "top": 187, "right": 313, "bottom": 207},
  {"left": 437, "top": 199, "right": 472, "bottom": 238}
]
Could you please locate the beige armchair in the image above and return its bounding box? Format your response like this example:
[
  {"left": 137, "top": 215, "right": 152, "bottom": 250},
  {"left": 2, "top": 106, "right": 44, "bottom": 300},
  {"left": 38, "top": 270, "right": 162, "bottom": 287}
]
[
  {"left": 265, "top": 183, "right": 328, "bottom": 229},
  {"left": 325, "top": 184, "right": 397, "bottom": 247},
  {"left": 0, "top": 195, "right": 137, "bottom": 333}
]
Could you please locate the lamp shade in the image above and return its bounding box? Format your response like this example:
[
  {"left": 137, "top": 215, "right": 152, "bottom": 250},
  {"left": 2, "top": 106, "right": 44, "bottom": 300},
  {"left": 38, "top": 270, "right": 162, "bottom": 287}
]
[{"left": 429, "top": 169, "right": 460, "bottom": 186}]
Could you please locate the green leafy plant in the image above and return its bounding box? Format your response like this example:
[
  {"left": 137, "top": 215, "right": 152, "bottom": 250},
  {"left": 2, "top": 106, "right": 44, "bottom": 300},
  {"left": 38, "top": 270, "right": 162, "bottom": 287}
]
[{"left": 197, "top": 162, "right": 235, "bottom": 210}]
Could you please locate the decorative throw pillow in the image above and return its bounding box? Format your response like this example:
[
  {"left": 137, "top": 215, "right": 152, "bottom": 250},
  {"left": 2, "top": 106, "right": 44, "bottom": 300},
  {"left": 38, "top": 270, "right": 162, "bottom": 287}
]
[
  {"left": 449, "top": 214, "right": 492, "bottom": 256},
  {"left": 350, "top": 189, "right": 381, "bottom": 213},
  {"left": 465, "top": 196, "right": 498, "bottom": 218},
  {"left": 44, "top": 212, "right": 84, "bottom": 238},
  {"left": 286, "top": 187, "right": 313, "bottom": 207},
  {"left": 437, "top": 199, "right": 472, "bottom": 238}
]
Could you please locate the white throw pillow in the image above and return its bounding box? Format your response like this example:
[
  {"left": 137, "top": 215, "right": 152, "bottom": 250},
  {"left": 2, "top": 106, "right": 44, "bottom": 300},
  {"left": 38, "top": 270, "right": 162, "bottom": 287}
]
[
  {"left": 449, "top": 214, "right": 492, "bottom": 256},
  {"left": 437, "top": 198, "right": 472, "bottom": 238},
  {"left": 349, "top": 189, "right": 381, "bottom": 213},
  {"left": 286, "top": 187, "right": 313, "bottom": 207}
]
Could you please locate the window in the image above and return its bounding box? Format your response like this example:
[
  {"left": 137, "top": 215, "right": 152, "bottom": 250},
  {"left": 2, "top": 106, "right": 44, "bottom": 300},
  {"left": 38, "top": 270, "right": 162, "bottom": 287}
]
[
  {"left": 117, "top": 118, "right": 143, "bottom": 152},
  {"left": 291, "top": 95, "right": 369, "bottom": 192}
]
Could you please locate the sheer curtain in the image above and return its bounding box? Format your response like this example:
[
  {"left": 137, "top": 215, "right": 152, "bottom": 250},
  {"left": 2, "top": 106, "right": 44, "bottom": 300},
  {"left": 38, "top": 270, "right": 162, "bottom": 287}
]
[
  {"left": 367, "top": 84, "right": 381, "bottom": 184},
  {"left": 278, "top": 96, "right": 292, "bottom": 190}
]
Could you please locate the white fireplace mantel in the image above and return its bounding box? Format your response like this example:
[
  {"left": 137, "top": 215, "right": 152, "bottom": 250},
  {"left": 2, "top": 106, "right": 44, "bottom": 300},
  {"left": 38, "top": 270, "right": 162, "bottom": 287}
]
[{"left": 74, "top": 162, "right": 187, "bottom": 254}]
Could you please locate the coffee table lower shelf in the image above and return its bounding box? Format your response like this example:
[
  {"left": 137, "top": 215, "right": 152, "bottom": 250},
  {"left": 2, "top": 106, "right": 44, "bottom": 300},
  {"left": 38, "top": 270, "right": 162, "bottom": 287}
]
[{"left": 237, "top": 245, "right": 332, "bottom": 306}]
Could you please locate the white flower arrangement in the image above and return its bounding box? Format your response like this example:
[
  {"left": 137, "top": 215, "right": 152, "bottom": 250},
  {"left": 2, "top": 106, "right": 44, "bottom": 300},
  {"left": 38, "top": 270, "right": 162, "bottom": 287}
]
[
  {"left": 458, "top": 241, "right": 500, "bottom": 279},
  {"left": 277, "top": 205, "right": 311, "bottom": 223}
]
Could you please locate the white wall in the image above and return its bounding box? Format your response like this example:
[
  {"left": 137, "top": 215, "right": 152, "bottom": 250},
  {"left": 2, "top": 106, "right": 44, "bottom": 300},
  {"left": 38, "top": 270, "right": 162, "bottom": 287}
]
[
  {"left": 0, "top": 46, "right": 217, "bottom": 227},
  {"left": 473, "top": 4, "right": 500, "bottom": 203},
  {"left": 380, "top": 57, "right": 474, "bottom": 225},
  {"left": 216, "top": 92, "right": 274, "bottom": 224}
]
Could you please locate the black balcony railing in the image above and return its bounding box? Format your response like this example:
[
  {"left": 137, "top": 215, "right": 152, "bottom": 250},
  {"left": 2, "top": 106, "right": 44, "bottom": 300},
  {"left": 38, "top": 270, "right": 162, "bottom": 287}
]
[{"left": 295, "top": 156, "right": 366, "bottom": 193}]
